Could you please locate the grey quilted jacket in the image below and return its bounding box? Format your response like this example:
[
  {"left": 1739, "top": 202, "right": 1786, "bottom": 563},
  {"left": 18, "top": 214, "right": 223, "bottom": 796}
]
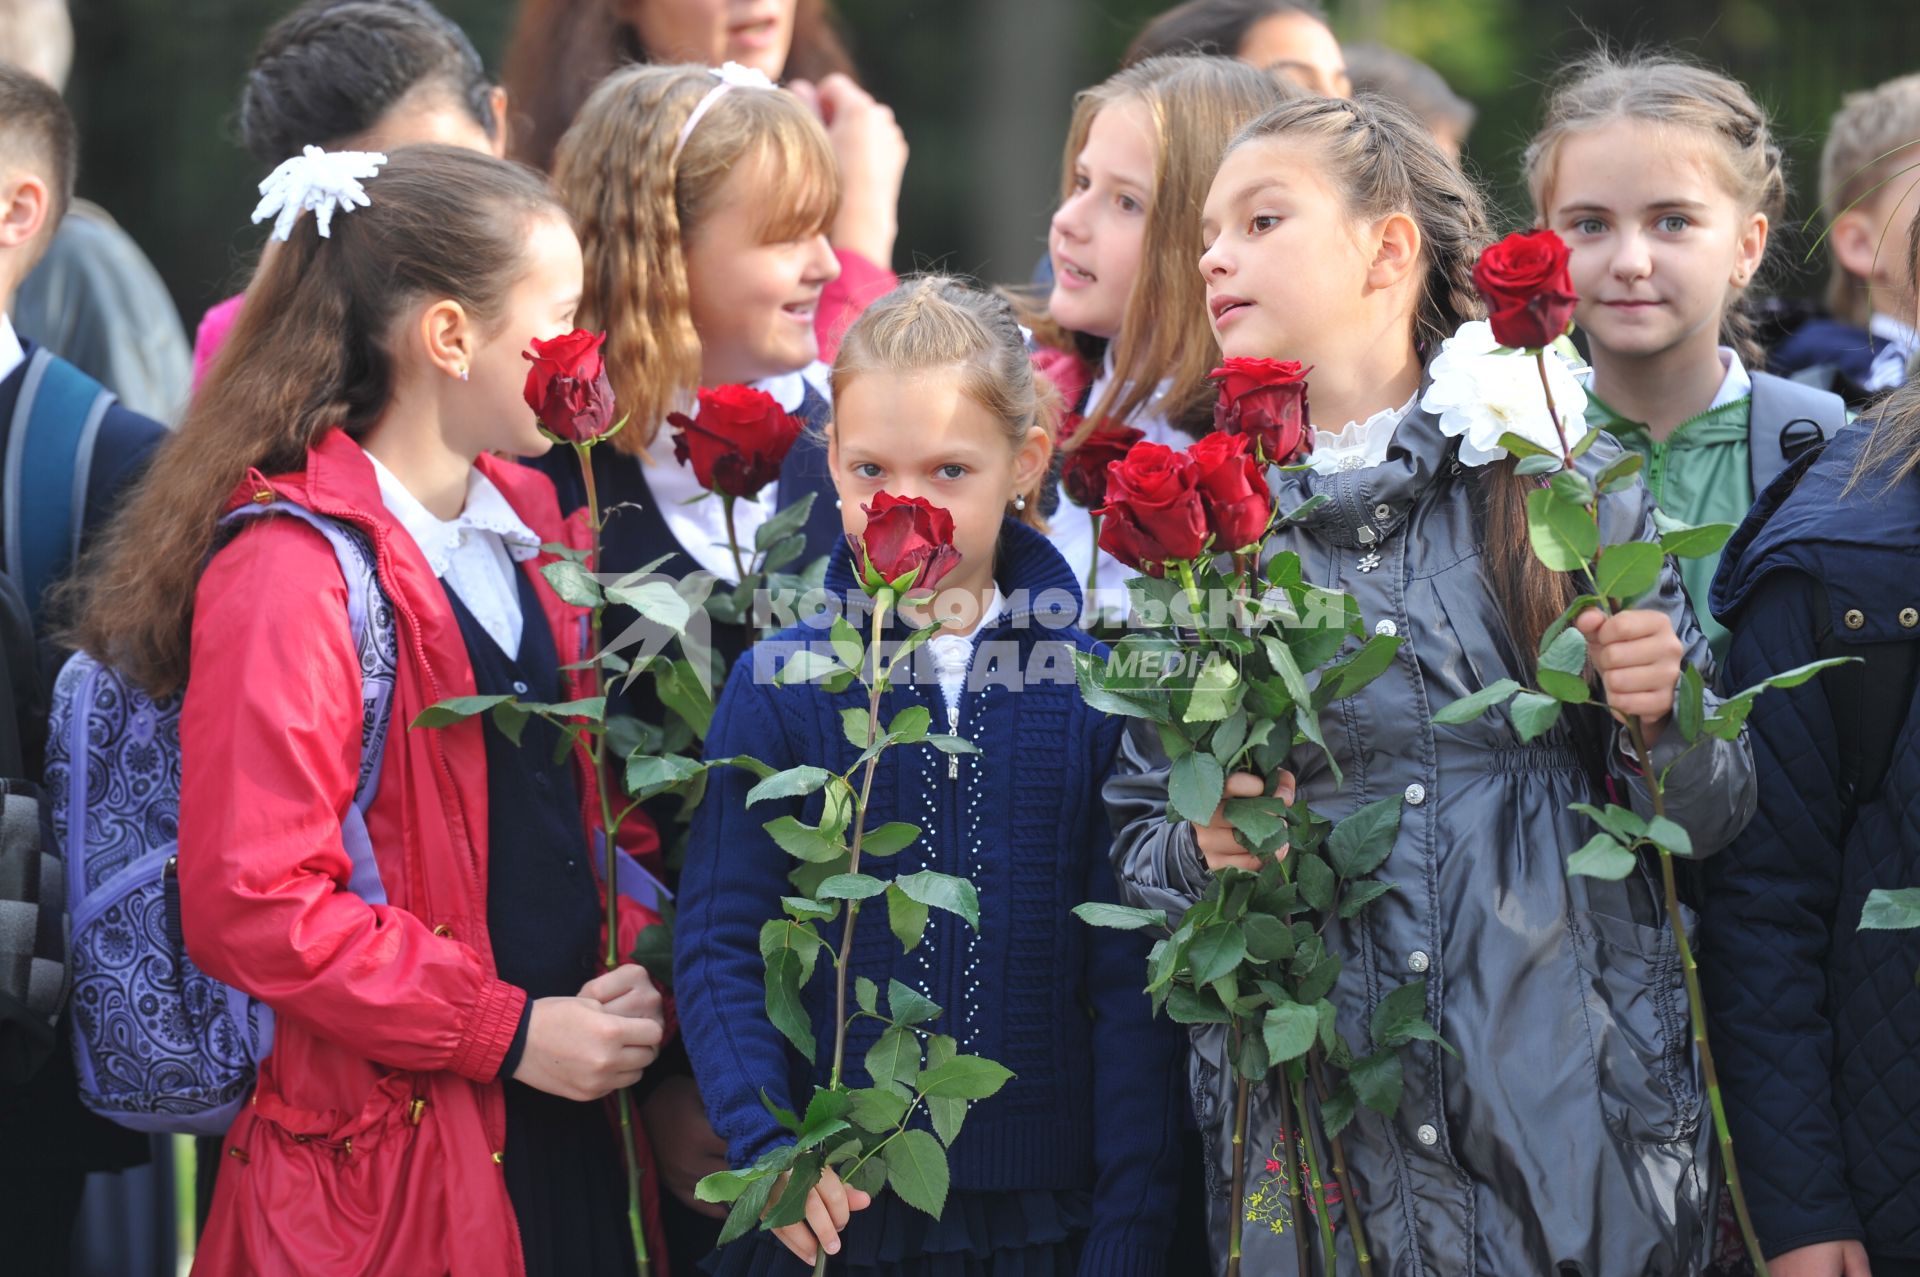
[{"left": 1104, "top": 406, "right": 1757, "bottom": 1276}]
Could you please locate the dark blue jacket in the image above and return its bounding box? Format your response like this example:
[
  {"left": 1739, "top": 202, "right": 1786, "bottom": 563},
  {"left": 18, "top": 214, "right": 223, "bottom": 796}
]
[
  {"left": 1770, "top": 316, "right": 1891, "bottom": 410},
  {"left": 676, "top": 519, "right": 1184, "bottom": 1276},
  {"left": 1704, "top": 422, "right": 1920, "bottom": 1262}
]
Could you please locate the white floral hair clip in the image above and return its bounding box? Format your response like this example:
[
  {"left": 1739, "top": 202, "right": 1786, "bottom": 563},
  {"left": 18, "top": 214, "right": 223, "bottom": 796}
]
[
  {"left": 670, "top": 62, "right": 779, "bottom": 165},
  {"left": 251, "top": 145, "right": 388, "bottom": 242}
]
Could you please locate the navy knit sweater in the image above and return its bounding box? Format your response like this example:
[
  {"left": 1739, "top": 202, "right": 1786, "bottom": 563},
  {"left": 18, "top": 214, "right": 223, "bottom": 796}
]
[{"left": 676, "top": 518, "right": 1184, "bottom": 1277}]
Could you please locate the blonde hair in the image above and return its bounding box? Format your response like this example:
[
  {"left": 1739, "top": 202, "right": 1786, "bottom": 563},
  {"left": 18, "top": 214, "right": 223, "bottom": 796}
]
[
  {"left": 1819, "top": 73, "right": 1920, "bottom": 326},
  {"left": 833, "top": 276, "right": 1056, "bottom": 531},
  {"left": 553, "top": 64, "right": 838, "bottom": 454},
  {"left": 1026, "top": 55, "right": 1296, "bottom": 442},
  {"left": 1524, "top": 52, "right": 1787, "bottom": 368}
]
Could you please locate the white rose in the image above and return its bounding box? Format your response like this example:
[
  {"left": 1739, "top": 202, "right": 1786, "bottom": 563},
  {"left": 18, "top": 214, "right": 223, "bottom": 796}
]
[{"left": 1419, "top": 320, "right": 1589, "bottom": 467}]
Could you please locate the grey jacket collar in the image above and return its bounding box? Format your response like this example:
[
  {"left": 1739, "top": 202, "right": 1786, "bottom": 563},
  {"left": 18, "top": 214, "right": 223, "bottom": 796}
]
[{"left": 1272, "top": 403, "right": 1457, "bottom": 550}]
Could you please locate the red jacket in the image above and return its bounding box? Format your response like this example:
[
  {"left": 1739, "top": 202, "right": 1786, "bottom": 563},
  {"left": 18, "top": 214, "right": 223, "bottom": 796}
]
[{"left": 180, "top": 430, "right": 664, "bottom": 1275}]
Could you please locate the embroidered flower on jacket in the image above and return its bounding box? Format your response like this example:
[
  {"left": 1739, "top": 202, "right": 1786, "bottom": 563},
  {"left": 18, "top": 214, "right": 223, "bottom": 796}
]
[{"left": 1419, "top": 319, "right": 1589, "bottom": 466}]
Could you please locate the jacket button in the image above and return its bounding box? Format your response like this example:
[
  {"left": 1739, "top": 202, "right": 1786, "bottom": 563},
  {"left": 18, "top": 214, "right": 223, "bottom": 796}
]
[
  {"left": 1844, "top": 609, "right": 1867, "bottom": 630},
  {"left": 513, "top": 680, "right": 529, "bottom": 695},
  {"left": 1373, "top": 503, "right": 1393, "bottom": 522},
  {"left": 1901, "top": 608, "right": 1918, "bottom": 629},
  {"left": 1374, "top": 619, "right": 1398, "bottom": 637},
  {"left": 1404, "top": 783, "right": 1426, "bottom": 806},
  {"left": 1416, "top": 1123, "right": 1439, "bottom": 1146},
  {"left": 1408, "top": 950, "right": 1430, "bottom": 973},
  {"left": 252, "top": 489, "right": 274, "bottom": 506},
  {"left": 433, "top": 924, "right": 452, "bottom": 938}
]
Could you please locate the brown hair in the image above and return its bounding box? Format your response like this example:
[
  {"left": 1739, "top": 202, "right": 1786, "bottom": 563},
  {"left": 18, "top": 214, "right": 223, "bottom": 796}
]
[
  {"left": 502, "top": 0, "right": 854, "bottom": 174},
  {"left": 1850, "top": 205, "right": 1920, "bottom": 492},
  {"left": 62, "top": 145, "right": 563, "bottom": 695},
  {"left": 1123, "top": 0, "right": 1328, "bottom": 66},
  {"left": 1231, "top": 94, "right": 1577, "bottom": 672},
  {"left": 554, "top": 64, "right": 837, "bottom": 455},
  {"left": 1524, "top": 51, "right": 1787, "bottom": 369},
  {"left": 0, "top": 60, "right": 74, "bottom": 238},
  {"left": 833, "top": 275, "right": 1056, "bottom": 531},
  {"left": 1024, "top": 55, "right": 1295, "bottom": 444},
  {"left": 1817, "top": 72, "right": 1920, "bottom": 327}
]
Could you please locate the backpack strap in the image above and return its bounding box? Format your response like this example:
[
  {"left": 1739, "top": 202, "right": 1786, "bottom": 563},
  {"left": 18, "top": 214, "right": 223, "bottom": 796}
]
[
  {"left": 2, "top": 350, "right": 116, "bottom": 628},
  {"left": 1748, "top": 371, "right": 1848, "bottom": 497},
  {"left": 218, "top": 502, "right": 399, "bottom": 904}
]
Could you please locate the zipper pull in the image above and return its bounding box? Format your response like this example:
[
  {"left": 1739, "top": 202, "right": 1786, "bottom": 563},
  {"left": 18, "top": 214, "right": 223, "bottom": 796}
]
[{"left": 947, "top": 703, "right": 961, "bottom": 780}]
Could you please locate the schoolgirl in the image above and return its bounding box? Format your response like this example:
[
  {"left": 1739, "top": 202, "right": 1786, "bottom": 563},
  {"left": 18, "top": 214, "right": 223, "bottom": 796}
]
[
  {"left": 1525, "top": 53, "right": 1850, "bottom": 658},
  {"left": 1106, "top": 95, "right": 1756, "bottom": 1275},
  {"left": 679, "top": 277, "right": 1185, "bottom": 1276},
  {"left": 67, "top": 145, "right": 666, "bottom": 1277}
]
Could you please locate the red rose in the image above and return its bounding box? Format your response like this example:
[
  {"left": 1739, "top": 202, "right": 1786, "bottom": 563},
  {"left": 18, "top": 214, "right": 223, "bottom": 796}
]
[
  {"left": 1210, "top": 358, "right": 1312, "bottom": 465},
  {"left": 1059, "top": 415, "right": 1146, "bottom": 509},
  {"left": 667, "top": 384, "right": 805, "bottom": 501},
  {"left": 524, "top": 329, "right": 618, "bottom": 444},
  {"left": 853, "top": 491, "right": 963, "bottom": 595},
  {"left": 1187, "top": 431, "right": 1273, "bottom": 552},
  {"left": 1095, "top": 441, "right": 1209, "bottom": 576},
  {"left": 1472, "top": 229, "right": 1578, "bottom": 351}
]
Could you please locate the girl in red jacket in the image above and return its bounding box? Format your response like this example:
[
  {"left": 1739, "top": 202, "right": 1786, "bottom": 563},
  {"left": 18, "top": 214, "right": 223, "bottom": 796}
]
[{"left": 66, "top": 144, "right": 666, "bottom": 1277}]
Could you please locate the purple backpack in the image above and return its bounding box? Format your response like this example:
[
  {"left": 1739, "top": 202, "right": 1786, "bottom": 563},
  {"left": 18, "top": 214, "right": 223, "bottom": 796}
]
[{"left": 48, "top": 501, "right": 398, "bottom": 1135}]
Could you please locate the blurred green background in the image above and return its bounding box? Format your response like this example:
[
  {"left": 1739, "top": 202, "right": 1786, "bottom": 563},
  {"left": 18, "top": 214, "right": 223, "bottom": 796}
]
[{"left": 60, "top": 0, "right": 1920, "bottom": 331}]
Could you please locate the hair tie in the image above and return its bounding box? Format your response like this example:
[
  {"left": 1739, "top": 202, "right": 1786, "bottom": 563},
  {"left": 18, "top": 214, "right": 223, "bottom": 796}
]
[
  {"left": 251, "top": 145, "right": 387, "bottom": 241},
  {"left": 669, "top": 62, "right": 778, "bottom": 166}
]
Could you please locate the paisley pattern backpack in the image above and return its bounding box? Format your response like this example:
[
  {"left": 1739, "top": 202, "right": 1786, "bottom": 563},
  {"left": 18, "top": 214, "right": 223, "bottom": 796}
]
[{"left": 47, "top": 500, "right": 399, "bottom": 1135}]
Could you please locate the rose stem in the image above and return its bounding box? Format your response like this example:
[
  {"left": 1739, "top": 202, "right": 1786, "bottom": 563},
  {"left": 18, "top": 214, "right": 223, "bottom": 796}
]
[
  {"left": 1278, "top": 1070, "right": 1310, "bottom": 1276},
  {"left": 578, "top": 441, "right": 651, "bottom": 1277},
  {"left": 722, "top": 492, "right": 750, "bottom": 583},
  {"left": 1227, "top": 1032, "right": 1250, "bottom": 1277},
  {"left": 1309, "top": 1052, "right": 1373, "bottom": 1276},
  {"left": 1293, "top": 1071, "right": 1338, "bottom": 1274}
]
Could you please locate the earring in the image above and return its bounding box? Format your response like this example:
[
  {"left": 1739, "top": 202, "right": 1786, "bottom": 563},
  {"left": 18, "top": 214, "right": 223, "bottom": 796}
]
[
  {"left": 1013, "top": 493, "right": 1028, "bottom": 512},
  {"left": 456, "top": 366, "right": 469, "bottom": 382},
  {"left": 835, "top": 497, "right": 843, "bottom": 510}
]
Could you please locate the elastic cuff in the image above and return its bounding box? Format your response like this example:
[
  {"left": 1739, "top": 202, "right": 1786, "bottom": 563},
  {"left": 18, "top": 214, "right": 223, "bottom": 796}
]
[
  {"left": 450, "top": 977, "right": 528, "bottom": 1083},
  {"left": 497, "top": 996, "right": 534, "bottom": 1082},
  {"left": 1077, "top": 1233, "right": 1168, "bottom": 1277}
]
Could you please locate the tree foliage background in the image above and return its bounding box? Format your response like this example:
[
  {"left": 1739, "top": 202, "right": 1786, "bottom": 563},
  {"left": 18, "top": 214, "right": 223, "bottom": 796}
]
[{"left": 62, "top": 0, "right": 1920, "bottom": 332}]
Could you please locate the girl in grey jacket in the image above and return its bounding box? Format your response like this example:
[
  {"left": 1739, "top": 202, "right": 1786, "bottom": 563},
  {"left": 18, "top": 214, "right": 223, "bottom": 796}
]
[{"left": 1106, "top": 95, "right": 1757, "bottom": 1276}]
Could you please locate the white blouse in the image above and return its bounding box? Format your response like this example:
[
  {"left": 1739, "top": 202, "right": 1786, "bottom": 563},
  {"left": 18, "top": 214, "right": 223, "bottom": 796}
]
[
  {"left": 638, "top": 362, "right": 832, "bottom": 584},
  {"left": 363, "top": 450, "right": 542, "bottom": 656}
]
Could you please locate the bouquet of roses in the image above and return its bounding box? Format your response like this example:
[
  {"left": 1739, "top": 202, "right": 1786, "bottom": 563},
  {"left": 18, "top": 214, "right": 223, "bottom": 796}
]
[{"left": 1073, "top": 362, "right": 1445, "bottom": 1277}]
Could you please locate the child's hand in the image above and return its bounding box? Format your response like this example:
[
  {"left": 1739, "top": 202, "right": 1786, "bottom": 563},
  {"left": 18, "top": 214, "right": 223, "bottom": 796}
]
[
  {"left": 1575, "top": 607, "right": 1685, "bottom": 741},
  {"left": 1193, "top": 770, "right": 1297, "bottom": 873},
  {"left": 580, "top": 962, "right": 664, "bottom": 1023},
  {"left": 769, "top": 1165, "right": 872, "bottom": 1265},
  {"left": 512, "top": 994, "right": 663, "bottom": 1101}
]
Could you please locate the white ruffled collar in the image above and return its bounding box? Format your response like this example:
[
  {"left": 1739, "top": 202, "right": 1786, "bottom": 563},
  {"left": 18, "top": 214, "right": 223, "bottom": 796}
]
[
  {"left": 1306, "top": 393, "right": 1418, "bottom": 474},
  {"left": 362, "top": 449, "right": 541, "bottom": 578}
]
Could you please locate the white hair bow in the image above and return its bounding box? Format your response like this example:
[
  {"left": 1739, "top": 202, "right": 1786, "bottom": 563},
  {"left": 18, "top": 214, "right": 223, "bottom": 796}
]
[{"left": 251, "top": 146, "right": 388, "bottom": 242}]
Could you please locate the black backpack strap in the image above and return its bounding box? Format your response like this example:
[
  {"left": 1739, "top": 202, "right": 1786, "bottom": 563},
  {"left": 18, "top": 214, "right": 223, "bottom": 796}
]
[
  {"left": 1813, "top": 579, "right": 1920, "bottom": 824},
  {"left": 1749, "top": 372, "right": 1848, "bottom": 497}
]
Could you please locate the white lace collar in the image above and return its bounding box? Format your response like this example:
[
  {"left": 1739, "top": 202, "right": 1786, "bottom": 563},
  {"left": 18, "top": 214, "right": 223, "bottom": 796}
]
[
  {"left": 361, "top": 449, "right": 541, "bottom": 577},
  {"left": 1306, "top": 393, "right": 1419, "bottom": 475}
]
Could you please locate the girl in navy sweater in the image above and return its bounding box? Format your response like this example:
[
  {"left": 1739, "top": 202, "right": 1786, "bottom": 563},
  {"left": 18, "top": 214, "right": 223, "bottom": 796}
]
[{"left": 677, "top": 277, "right": 1185, "bottom": 1276}]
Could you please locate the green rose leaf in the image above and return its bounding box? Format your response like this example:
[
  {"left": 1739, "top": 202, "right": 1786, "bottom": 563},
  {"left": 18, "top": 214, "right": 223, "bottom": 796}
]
[
  {"left": 887, "top": 883, "right": 930, "bottom": 952},
  {"left": 816, "top": 873, "right": 888, "bottom": 901},
  {"left": 886, "top": 979, "right": 942, "bottom": 1027},
  {"left": 1594, "top": 541, "right": 1665, "bottom": 606},
  {"left": 1186, "top": 923, "right": 1249, "bottom": 986},
  {"left": 1432, "top": 678, "right": 1521, "bottom": 725},
  {"left": 745, "top": 765, "right": 833, "bottom": 807},
  {"left": 860, "top": 822, "right": 922, "bottom": 858},
  {"left": 894, "top": 870, "right": 981, "bottom": 930},
  {"left": 917, "top": 1055, "right": 1015, "bottom": 1101},
  {"left": 1525, "top": 486, "right": 1600, "bottom": 573},
  {"left": 1860, "top": 888, "right": 1920, "bottom": 931},
  {"left": 1327, "top": 796, "right": 1403, "bottom": 879},
  {"left": 1566, "top": 833, "right": 1638, "bottom": 880},
  {"left": 1262, "top": 999, "right": 1319, "bottom": 1065},
  {"left": 1168, "top": 751, "right": 1227, "bottom": 828},
  {"left": 764, "top": 946, "right": 814, "bottom": 1060},
  {"left": 1508, "top": 691, "right": 1563, "bottom": 742},
  {"left": 1350, "top": 1049, "right": 1405, "bottom": 1116},
  {"left": 1071, "top": 902, "right": 1170, "bottom": 931},
  {"left": 882, "top": 1128, "right": 950, "bottom": 1220}
]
